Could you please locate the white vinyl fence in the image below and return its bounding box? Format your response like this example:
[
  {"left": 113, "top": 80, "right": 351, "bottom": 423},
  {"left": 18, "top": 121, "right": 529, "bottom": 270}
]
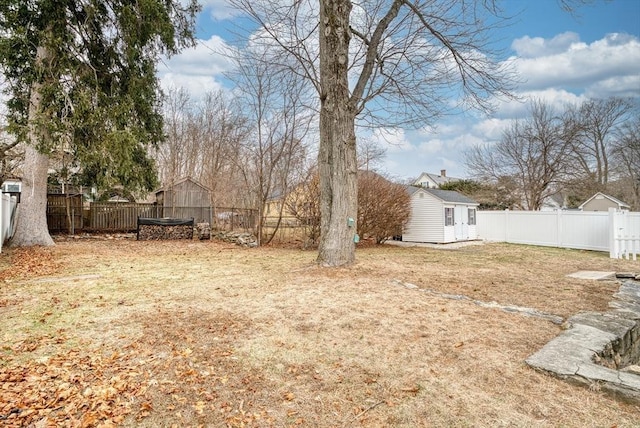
[
  {"left": 611, "top": 209, "right": 640, "bottom": 260},
  {"left": 477, "top": 208, "right": 640, "bottom": 260},
  {"left": 0, "top": 193, "right": 18, "bottom": 252}
]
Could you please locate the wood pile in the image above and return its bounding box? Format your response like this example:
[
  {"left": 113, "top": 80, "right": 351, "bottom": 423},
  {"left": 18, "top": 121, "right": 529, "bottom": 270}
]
[{"left": 137, "top": 224, "right": 194, "bottom": 240}]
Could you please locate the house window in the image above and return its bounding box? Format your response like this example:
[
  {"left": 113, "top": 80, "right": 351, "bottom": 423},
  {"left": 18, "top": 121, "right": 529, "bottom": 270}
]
[
  {"left": 445, "top": 208, "right": 454, "bottom": 226},
  {"left": 468, "top": 208, "right": 476, "bottom": 225}
]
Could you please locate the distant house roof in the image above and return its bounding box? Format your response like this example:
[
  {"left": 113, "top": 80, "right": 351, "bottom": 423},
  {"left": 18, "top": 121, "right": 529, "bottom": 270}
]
[
  {"left": 413, "top": 170, "right": 461, "bottom": 188},
  {"left": 578, "top": 192, "right": 630, "bottom": 210},
  {"left": 408, "top": 186, "right": 478, "bottom": 205}
]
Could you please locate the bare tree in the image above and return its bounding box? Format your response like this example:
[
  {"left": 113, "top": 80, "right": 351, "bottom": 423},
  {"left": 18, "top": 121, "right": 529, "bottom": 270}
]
[
  {"left": 285, "top": 165, "right": 321, "bottom": 248},
  {"left": 466, "top": 100, "right": 574, "bottom": 210},
  {"left": 357, "top": 170, "right": 410, "bottom": 243},
  {"left": 357, "top": 138, "right": 386, "bottom": 171},
  {"left": 231, "top": 48, "right": 313, "bottom": 245},
  {"left": 287, "top": 167, "right": 409, "bottom": 246},
  {"left": 154, "top": 88, "right": 249, "bottom": 208},
  {"left": 194, "top": 91, "right": 249, "bottom": 207},
  {"left": 567, "top": 97, "right": 634, "bottom": 187},
  {"left": 611, "top": 114, "right": 640, "bottom": 210},
  {"left": 230, "top": 0, "right": 516, "bottom": 265},
  {"left": 156, "top": 87, "right": 195, "bottom": 185}
]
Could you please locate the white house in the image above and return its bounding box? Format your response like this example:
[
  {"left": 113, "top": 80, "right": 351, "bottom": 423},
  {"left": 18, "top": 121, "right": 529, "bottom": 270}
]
[
  {"left": 402, "top": 187, "right": 479, "bottom": 243},
  {"left": 413, "top": 169, "right": 460, "bottom": 189}
]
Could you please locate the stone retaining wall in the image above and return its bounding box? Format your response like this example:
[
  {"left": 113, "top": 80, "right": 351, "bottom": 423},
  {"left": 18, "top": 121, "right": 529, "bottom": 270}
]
[
  {"left": 526, "top": 277, "right": 640, "bottom": 402},
  {"left": 212, "top": 231, "right": 258, "bottom": 247}
]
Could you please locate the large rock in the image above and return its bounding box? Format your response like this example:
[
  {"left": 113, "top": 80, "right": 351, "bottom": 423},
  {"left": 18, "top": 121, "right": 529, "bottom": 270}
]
[{"left": 196, "top": 223, "right": 211, "bottom": 240}]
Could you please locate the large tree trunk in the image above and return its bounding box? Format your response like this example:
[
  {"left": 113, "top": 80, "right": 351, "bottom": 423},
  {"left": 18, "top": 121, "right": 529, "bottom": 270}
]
[
  {"left": 316, "top": 0, "right": 358, "bottom": 266},
  {"left": 11, "top": 44, "right": 54, "bottom": 247},
  {"left": 11, "top": 145, "right": 53, "bottom": 247}
]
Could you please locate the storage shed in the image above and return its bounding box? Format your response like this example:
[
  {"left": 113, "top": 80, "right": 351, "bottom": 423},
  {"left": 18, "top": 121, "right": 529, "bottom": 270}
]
[
  {"left": 402, "top": 187, "right": 479, "bottom": 243},
  {"left": 154, "top": 177, "right": 212, "bottom": 223}
]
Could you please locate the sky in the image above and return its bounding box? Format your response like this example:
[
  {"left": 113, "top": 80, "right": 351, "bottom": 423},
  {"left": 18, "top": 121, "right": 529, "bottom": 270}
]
[{"left": 158, "top": 0, "right": 640, "bottom": 182}]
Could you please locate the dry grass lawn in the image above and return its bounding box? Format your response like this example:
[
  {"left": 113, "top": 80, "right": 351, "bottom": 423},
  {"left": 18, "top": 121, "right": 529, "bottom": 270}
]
[{"left": 1, "top": 237, "right": 639, "bottom": 427}]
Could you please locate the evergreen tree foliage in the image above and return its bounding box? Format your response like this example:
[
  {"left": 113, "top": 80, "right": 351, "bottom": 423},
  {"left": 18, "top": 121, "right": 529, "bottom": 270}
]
[{"left": 0, "top": 0, "right": 199, "bottom": 193}]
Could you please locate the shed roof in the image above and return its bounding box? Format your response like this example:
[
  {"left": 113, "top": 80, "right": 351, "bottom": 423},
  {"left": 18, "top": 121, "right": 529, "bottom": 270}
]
[
  {"left": 408, "top": 186, "right": 478, "bottom": 205},
  {"left": 154, "top": 176, "right": 211, "bottom": 193}
]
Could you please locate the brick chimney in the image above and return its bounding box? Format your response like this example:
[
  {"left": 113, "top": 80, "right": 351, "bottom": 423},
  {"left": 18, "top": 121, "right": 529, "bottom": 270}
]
[{"left": 440, "top": 169, "right": 446, "bottom": 177}]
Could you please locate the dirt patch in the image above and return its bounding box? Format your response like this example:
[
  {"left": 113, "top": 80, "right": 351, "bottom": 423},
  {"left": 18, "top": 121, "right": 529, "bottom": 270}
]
[{"left": 1, "top": 240, "right": 639, "bottom": 426}]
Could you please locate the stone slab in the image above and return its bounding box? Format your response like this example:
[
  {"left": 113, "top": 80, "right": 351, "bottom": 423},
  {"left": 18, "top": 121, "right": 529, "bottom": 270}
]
[
  {"left": 526, "top": 324, "right": 615, "bottom": 376},
  {"left": 569, "top": 312, "right": 637, "bottom": 338},
  {"left": 527, "top": 279, "right": 640, "bottom": 402},
  {"left": 566, "top": 271, "right": 616, "bottom": 280}
]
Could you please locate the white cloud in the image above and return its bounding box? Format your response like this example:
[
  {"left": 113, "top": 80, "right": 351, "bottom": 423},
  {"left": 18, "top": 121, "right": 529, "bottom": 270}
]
[
  {"left": 585, "top": 74, "right": 640, "bottom": 99},
  {"left": 417, "top": 139, "right": 444, "bottom": 155},
  {"left": 186, "top": 0, "right": 240, "bottom": 21},
  {"left": 369, "top": 127, "right": 412, "bottom": 153},
  {"left": 511, "top": 32, "right": 581, "bottom": 58},
  {"left": 160, "top": 73, "right": 224, "bottom": 96},
  {"left": 493, "top": 88, "right": 585, "bottom": 117},
  {"left": 471, "top": 118, "right": 511, "bottom": 141},
  {"left": 508, "top": 33, "right": 640, "bottom": 98},
  {"left": 157, "top": 35, "right": 235, "bottom": 97}
]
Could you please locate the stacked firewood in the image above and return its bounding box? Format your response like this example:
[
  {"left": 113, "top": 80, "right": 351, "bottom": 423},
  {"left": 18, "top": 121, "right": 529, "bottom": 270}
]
[{"left": 137, "top": 224, "right": 194, "bottom": 240}]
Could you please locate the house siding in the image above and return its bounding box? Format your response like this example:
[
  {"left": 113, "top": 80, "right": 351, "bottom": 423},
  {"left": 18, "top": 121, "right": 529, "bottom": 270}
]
[
  {"left": 156, "top": 178, "right": 212, "bottom": 223},
  {"left": 403, "top": 190, "right": 444, "bottom": 243},
  {"left": 403, "top": 187, "right": 479, "bottom": 244},
  {"left": 582, "top": 198, "right": 619, "bottom": 212}
]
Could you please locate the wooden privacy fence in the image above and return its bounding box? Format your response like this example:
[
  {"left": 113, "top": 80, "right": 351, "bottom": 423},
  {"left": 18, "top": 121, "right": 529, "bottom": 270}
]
[
  {"left": 46, "top": 197, "right": 256, "bottom": 233},
  {"left": 47, "top": 194, "right": 83, "bottom": 233},
  {"left": 477, "top": 208, "right": 640, "bottom": 260},
  {"left": 88, "top": 203, "right": 163, "bottom": 232},
  {"left": 89, "top": 204, "right": 217, "bottom": 231}
]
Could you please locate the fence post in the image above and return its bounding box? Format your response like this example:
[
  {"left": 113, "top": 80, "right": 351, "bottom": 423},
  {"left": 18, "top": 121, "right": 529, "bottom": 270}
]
[
  {"left": 609, "top": 207, "right": 617, "bottom": 259},
  {"left": 557, "top": 209, "right": 562, "bottom": 247},
  {"left": 504, "top": 209, "right": 509, "bottom": 243},
  {"left": 0, "top": 193, "right": 3, "bottom": 253}
]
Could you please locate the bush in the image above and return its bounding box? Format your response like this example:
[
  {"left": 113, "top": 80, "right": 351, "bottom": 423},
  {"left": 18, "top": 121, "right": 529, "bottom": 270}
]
[{"left": 357, "top": 171, "right": 410, "bottom": 244}]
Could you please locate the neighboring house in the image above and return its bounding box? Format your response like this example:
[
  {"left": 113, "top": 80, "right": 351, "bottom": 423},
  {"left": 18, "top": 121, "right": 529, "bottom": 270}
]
[
  {"left": 413, "top": 169, "right": 460, "bottom": 189},
  {"left": 402, "top": 186, "right": 479, "bottom": 243},
  {"left": 154, "top": 177, "right": 212, "bottom": 222},
  {"left": 579, "top": 192, "right": 630, "bottom": 212},
  {"left": 264, "top": 183, "right": 317, "bottom": 227},
  {"left": 540, "top": 193, "right": 568, "bottom": 211},
  {"left": 2, "top": 178, "right": 21, "bottom": 203},
  {"left": 264, "top": 190, "right": 298, "bottom": 226}
]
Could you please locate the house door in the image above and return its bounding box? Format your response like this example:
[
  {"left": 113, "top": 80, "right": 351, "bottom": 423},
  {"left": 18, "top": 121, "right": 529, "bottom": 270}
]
[{"left": 454, "top": 205, "right": 468, "bottom": 241}]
